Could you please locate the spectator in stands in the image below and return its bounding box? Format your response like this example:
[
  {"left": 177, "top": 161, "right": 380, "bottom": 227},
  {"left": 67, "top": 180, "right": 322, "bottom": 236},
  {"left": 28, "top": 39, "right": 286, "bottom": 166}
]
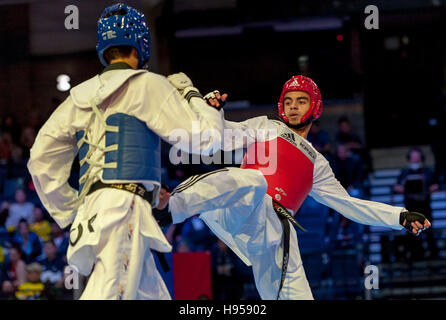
[
  {"left": 335, "top": 116, "right": 373, "bottom": 176},
  {"left": 211, "top": 239, "right": 243, "bottom": 300},
  {"left": 5, "top": 189, "right": 34, "bottom": 229},
  {"left": 331, "top": 144, "right": 365, "bottom": 244},
  {"left": 0, "top": 211, "right": 7, "bottom": 266},
  {"left": 0, "top": 137, "right": 8, "bottom": 194},
  {"left": 9, "top": 143, "right": 27, "bottom": 179},
  {"left": 174, "top": 235, "right": 191, "bottom": 253},
  {"left": 0, "top": 246, "right": 5, "bottom": 268},
  {"left": 15, "top": 262, "right": 45, "bottom": 300},
  {"left": 0, "top": 205, "right": 11, "bottom": 247},
  {"left": 0, "top": 244, "right": 26, "bottom": 298},
  {"left": 394, "top": 147, "right": 439, "bottom": 260},
  {"left": 50, "top": 222, "right": 69, "bottom": 263},
  {"left": 0, "top": 132, "right": 13, "bottom": 165},
  {"left": 331, "top": 144, "right": 364, "bottom": 194},
  {"left": 307, "top": 120, "right": 332, "bottom": 158},
  {"left": 19, "top": 126, "right": 36, "bottom": 159},
  {"left": 335, "top": 116, "right": 363, "bottom": 151},
  {"left": 0, "top": 129, "right": 27, "bottom": 181},
  {"left": 1, "top": 114, "right": 21, "bottom": 146},
  {"left": 30, "top": 206, "right": 51, "bottom": 242},
  {"left": 38, "top": 240, "right": 65, "bottom": 288},
  {"left": 13, "top": 219, "right": 42, "bottom": 263}
]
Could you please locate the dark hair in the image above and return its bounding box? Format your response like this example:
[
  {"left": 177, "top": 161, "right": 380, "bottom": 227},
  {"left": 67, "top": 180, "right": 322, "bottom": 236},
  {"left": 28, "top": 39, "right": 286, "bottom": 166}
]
[
  {"left": 10, "top": 243, "right": 24, "bottom": 258},
  {"left": 104, "top": 8, "right": 127, "bottom": 18},
  {"left": 33, "top": 204, "right": 50, "bottom": 221},
  {"left": 103, "top": 46, "right": 134, "bottom": 64},
  {"left": 406, "top": 147, "right": 425, "bottom": 162},
  {"left": 18, "top": 218, "right": 29, "bottom": 229}
]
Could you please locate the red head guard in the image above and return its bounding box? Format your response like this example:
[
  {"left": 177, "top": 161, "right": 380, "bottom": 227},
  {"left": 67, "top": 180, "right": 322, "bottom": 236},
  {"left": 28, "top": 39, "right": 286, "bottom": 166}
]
[{"left": 278, "top": 75, "right": 323, "bottom": 124}]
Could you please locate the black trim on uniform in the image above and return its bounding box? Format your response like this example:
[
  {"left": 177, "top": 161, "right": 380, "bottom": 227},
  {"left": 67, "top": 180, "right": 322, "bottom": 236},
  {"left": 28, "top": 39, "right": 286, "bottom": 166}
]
[
  {"left": 171, "top": 168, "right": 229, "bottom": 196},
  {"left": 184, "top": 90, "right": 203, "bottom": 103}
]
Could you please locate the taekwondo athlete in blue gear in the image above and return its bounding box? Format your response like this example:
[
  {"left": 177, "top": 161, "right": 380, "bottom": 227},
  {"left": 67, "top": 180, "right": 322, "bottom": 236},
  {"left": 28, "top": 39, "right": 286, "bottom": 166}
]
[{"left": 27, "top": 3, "right": 223, "bottom": 300}]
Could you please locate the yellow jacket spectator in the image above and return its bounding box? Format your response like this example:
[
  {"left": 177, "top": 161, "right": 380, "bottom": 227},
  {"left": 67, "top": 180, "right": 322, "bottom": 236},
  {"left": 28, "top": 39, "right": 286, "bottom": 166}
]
[
  {"left": 15, "top": 262, "right": 45, "bottom": 300},
  {"left": 29, "top": 206, "right": 51, "bottom": 242},
  {"left": 0, "top": 246, "right": 4, "bottom": 264}
]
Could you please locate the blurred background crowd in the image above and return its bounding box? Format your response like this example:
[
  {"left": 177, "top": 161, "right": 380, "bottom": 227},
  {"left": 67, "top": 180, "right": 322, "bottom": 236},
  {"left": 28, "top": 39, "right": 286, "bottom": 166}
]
[{"left": 1, "top": 0, "right": 446, "bottom": 299}]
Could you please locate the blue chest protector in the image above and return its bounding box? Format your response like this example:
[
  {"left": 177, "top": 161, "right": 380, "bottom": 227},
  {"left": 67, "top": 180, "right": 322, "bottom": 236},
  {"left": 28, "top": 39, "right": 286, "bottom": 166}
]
[{"left": 76, "top": 113, "right": 161, "bottom": 194}]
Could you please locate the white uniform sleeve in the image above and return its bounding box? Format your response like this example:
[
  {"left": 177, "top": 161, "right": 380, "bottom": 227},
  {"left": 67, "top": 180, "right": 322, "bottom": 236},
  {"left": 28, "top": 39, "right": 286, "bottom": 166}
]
[
  {"left": 309, "top": 151, "right": 404, "bottom": 230},
  {"left": 221, "top": 115, "right": 273, "bottom": 151},
  {"left": 27, "top": 97, "right": 78, "bottom": 229},
  {"left": 133, "top": 75, "right": 224, "bottom": 155}
]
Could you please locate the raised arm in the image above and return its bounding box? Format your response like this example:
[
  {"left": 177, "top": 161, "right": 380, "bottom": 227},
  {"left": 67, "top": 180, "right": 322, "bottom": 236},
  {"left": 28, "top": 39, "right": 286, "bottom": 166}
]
[
  {"left": 201, "top": 90, "right": 275, "bottom": 151},
  {"left": 221, "top": 116, "right": 274, "bottom": 151},
  {"left": 134, "top": 73, "right": 224, "bottom": 155}
]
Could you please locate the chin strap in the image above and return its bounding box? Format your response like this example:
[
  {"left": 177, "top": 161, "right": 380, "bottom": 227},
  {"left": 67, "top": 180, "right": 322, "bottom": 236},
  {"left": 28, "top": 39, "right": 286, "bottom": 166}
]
[{"left": 283, "top": 115, "right": 314, "bottom": 130}]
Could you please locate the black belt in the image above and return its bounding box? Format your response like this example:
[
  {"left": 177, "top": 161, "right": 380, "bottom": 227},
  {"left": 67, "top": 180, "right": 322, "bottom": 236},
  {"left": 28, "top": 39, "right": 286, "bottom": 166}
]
[
  {"left": 272, "top": 199, "right": 307, "bottom": 300},
  {"left": 87, "top": 181, "right": 170, "bottom": 272},
  {"left": 87, "top": 181, "right": 159, "bottom": 208}
]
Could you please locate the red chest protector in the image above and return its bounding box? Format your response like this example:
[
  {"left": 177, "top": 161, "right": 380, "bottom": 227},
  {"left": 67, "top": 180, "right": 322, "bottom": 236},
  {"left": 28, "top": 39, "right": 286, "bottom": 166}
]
[{"left": 240, "top": 129, "right": 316, "bottom": 214}]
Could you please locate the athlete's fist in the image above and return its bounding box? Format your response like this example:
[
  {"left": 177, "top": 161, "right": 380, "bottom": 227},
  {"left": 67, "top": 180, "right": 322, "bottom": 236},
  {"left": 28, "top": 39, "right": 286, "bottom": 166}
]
[
  {"left": 167, "top": 72, "right": 193, "bottom": 95},
  {"left": 153, "top": 184, "right": 173, "bottom": 227},
  {"left": 400, "top": 210, "right": 431, "bottom": 236},
  {"left": 204, "top": 90, "right": 228, "bottom": 110}
]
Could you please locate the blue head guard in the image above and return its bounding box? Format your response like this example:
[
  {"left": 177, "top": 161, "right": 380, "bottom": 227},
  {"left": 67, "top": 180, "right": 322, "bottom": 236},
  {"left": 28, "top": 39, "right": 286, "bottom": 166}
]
[{"left": 96, "top": 3, "right": 151, "bottom": 68}]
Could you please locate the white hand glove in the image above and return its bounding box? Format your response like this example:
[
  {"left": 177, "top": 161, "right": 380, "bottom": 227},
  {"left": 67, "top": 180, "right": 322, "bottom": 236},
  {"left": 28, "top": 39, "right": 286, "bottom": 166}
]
[
  {"left": 167, "top": 72, "right": 193, "bottom": 95},
  {"left": 204, "top": 90, "right": 220, "bottom": 101}
]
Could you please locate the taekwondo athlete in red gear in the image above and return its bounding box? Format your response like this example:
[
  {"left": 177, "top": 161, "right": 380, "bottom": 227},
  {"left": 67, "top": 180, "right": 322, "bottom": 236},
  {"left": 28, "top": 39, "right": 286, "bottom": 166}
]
[
  {"left": 167, "top": 75, "right": 431, "bottom": 300},
  {"left": 27, "top": 3, "right": 223, "bottom": 300}
]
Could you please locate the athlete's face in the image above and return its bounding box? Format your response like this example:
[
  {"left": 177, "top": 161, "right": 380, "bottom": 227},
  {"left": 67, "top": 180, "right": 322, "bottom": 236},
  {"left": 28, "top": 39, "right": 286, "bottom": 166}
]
[{"left": 283, "top": 91, "right": 311, "bottom": 125}]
